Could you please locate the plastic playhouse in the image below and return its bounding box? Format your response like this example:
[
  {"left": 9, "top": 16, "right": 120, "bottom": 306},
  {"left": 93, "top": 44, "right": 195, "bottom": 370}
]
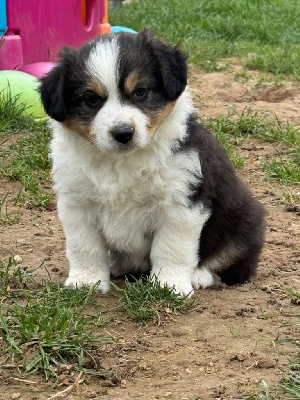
[
  {"left": 0, "top": 0, "right": 136, "bottom": 118},
  {"left": 0, "top": 0, "right": 111, "bottom": 72}
]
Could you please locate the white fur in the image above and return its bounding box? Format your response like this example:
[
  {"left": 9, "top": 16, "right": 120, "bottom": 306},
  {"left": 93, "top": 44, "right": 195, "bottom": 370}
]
[
  {"left": 87, "top": 37, "right": 119, "bottom": 95},
  {"left": 51, "top": 88, "right": 210, "bottom": 296},
  {"left": 91, "top": 101, "right": 150, "bottom": 151},
  {"left": 150, "top": 203, "right": 210, "bottom": 296}
]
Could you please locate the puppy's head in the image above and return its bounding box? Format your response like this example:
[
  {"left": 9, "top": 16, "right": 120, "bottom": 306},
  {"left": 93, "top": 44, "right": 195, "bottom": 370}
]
[{"left": 39, "top": 29, "right": 188, "bottom": 151}]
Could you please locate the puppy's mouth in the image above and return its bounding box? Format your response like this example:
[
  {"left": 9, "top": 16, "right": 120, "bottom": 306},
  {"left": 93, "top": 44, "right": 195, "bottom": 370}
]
[{"left": 113, "top": 141, "right": 137, "bottom": 152}]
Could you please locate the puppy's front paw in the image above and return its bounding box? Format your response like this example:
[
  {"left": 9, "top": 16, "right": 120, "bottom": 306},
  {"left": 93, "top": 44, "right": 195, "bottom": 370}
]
[
  {"left": 65, "top": 274, "right": 110, "bottom": 294},
  {"left": 151, "top": 270, "right": 194, "bottom": 297},
  {"left": 171, "top": 281, "right": 194, "bottom": 297},
  {"left": 192, "top": 267, "right": 221, "bottom": 289}
]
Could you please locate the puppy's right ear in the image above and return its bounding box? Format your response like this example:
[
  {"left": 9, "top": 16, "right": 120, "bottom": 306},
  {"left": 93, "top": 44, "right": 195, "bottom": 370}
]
[{"left": 39, "top": 47, "right": 76, "bottom": 122}]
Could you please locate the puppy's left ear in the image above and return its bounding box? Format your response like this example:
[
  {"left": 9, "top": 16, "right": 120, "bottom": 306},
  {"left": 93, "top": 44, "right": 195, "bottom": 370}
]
[
  {"left": 140, "top": 29, "right": 188, "bottom": 101},
  {"left": 157, "top": 44, "right": 188, "bottom": 101}
]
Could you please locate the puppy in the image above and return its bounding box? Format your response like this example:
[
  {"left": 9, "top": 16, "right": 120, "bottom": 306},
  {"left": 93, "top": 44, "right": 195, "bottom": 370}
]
[{"left": 39, "top": 29, "right": 265, "bottom": 296}]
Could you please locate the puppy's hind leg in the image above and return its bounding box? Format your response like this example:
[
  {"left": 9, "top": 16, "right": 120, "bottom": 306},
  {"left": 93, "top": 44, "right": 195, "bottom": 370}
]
[
  {"left": 192, "top": 244, "right": 243, "bottom": 289},
  {"left": 192, "top": 242, "right": 262, "bottom": 289},
  {"left": 109, "top": 248, "right": 151, "bottom": 277},
  {"left": 192, "top": 267, "right": 221, "bottom": 289},
  {"left": 218, "top": 248, "right": 262, "bottom": 286}
]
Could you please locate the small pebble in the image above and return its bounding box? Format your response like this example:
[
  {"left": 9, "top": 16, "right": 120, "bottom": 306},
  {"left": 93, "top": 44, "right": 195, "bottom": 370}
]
[
  {"left": 13, "top": 255, "right": 23, "bottom": 264},
  {"left": 11, "top": 394, "right": 21, "bottom": 400},
  {"left": 258, "top": 358, "right": 276, "bottom": 368},
  {"left": 278, "top": 299, "right": 289, "bottom": 307}
]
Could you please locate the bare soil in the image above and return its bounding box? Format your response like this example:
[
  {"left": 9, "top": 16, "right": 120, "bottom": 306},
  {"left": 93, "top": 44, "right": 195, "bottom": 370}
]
[{"left": 0, "top": 68, "right": 299, "bottom": 400}]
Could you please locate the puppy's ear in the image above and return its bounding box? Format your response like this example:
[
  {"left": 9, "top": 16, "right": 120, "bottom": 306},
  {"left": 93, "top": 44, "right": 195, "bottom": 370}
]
[
  {"left": 139, "top": 29, "right": 188, "bottom": 101},
  {"left": 39, "top": 47, "right": 77, "bottom": 122},
  {"left": 157, "top": 44, "right": 188, "bottom": 101}
]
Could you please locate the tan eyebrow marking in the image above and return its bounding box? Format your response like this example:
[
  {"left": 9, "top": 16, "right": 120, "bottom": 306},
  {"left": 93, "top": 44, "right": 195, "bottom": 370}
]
[
  {"left": 88, "top": 81, "right": 107, "bottom": 98},
  {"left": 124, "top": 71, "right": 140, "bottom": 93}
]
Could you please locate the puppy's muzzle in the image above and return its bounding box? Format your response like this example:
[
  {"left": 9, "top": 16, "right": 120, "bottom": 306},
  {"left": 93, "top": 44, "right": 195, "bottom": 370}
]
[{"left": 111, "top": 124, "right": 135, "bottom": 144}]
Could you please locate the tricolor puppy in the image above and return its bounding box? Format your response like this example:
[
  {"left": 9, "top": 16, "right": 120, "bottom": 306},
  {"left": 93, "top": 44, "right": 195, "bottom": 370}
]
[{"left": 40, "top": 29, "right": 265, "bottom": 296}]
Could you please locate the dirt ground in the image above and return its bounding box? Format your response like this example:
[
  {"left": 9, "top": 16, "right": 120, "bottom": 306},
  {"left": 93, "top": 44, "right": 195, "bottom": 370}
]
[{"left": 0, "top": 67, "right": 299, "bottom": 400}]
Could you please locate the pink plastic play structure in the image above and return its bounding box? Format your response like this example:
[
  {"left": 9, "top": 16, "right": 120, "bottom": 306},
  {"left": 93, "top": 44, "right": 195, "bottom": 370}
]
[{"left": 0, "top": 0, "right": 111, "bottom": 72}]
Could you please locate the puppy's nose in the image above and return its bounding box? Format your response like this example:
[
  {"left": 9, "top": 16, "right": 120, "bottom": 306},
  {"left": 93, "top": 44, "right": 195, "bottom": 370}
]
[{"left": 111, "top": 124, "right": 135, "bottom": 144}]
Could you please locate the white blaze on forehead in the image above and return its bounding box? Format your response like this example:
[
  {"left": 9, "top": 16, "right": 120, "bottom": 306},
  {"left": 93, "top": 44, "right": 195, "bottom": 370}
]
[
  {"left": 86, "top": 37, "right": 119, "bottom": 96},
  {"left": 86, "top": 36, "right": 151, "bottom": 151}
]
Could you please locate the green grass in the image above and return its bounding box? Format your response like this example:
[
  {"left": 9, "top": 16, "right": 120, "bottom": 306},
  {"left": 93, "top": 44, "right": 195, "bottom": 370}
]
[
  {"left": 0, "top": 260, "right": 112, "bottom": 382},
  {"left": 203, "top": 108, "right": 300, "bottom": 146},
  {"left": 0, "top": 89, "right": 36, "bottom": 134},
  {"left": 0, "top": 262, "right": 202, "bottom": 387},
  {"left": 0, "top": 257, "right": 36, "bottom": 297},
  {"left": 0, "top": 191, "right": 22, "bottom": 225},
  {"left": 202, "top": 108, "right": 300, "bottom": 185},
  {"left": 114, "top": 275, "right": 202, "bottom": 324},
  {"left": 110, "top": 0, "right": 300, "bottom": 77},
  {"left": 0, "top": 123, "right": 52, "bottom": 207},
  {"left": 262, "top": 158, "right": 300, "bottom": 185},
  {"left": 0, "top": 86, "right": 52, "bottom": 208},
  {"left": 259, "top": 289, "right": 300, "bottom": 400}
]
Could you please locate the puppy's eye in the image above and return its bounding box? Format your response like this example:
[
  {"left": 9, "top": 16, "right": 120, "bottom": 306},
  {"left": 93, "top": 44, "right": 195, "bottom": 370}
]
[
  {"left": 84, "top": 94, "right": 103, "bottom": 108},
  {"left": 133, "top": 87, "right": 148, "bottom": 100}
]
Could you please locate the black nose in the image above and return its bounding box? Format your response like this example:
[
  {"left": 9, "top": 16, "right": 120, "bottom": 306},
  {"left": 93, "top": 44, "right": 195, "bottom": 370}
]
[{"left": 111, "top": 124, "right": 135, "bottom": 144}]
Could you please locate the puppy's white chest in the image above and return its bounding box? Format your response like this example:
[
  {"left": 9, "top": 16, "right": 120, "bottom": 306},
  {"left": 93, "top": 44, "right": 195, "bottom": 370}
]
[
  {"left": 97, "top": 171, "right": 167, "bottom": 251},
  {"left": 93, "top": 151, "right": 201, "bottom": 252}
]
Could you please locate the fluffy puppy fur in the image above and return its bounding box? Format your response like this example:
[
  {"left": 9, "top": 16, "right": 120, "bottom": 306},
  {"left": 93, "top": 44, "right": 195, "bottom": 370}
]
[{"left": 39, "top": 29, "right": 265, "bottom": 296}]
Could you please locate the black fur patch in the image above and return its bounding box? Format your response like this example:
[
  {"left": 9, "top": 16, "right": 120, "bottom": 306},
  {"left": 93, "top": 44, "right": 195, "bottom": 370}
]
[
  {"left": 178, "top": 119, "right": 266, "bottom": 285},
  {"left": 39, "top": 47, "right": 89, "bottom": 122}
]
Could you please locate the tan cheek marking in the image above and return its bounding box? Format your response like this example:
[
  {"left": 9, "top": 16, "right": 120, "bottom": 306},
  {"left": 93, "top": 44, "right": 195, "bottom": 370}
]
[
  {"left": 63, "top": 119, "right": 95, "bottom": 144},
  {"left": 147, "top": 101, "right": 176, "bottom": 139},
  {"left": 125, "top": 71, "right": 139, "bottom": 93}
]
